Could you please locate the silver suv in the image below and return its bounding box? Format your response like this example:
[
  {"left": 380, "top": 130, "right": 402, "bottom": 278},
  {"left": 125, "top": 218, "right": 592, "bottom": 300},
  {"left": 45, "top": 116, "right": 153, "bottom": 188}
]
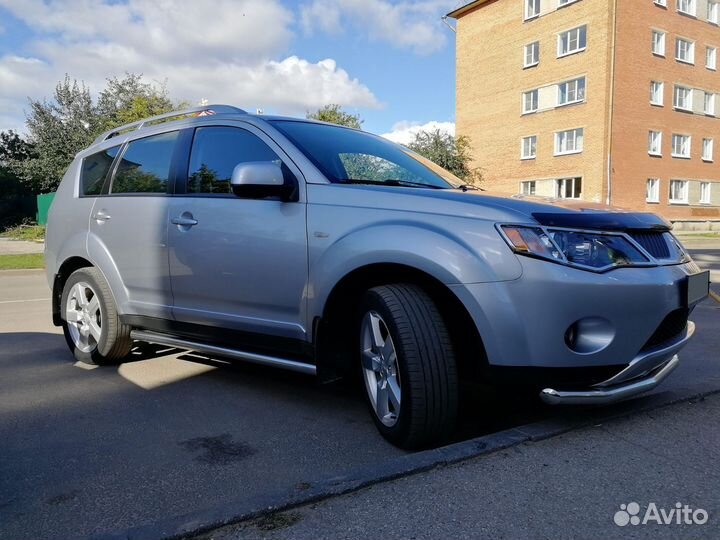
[{"left": 46, "top": 105, "right": 709, "bottom": 448}]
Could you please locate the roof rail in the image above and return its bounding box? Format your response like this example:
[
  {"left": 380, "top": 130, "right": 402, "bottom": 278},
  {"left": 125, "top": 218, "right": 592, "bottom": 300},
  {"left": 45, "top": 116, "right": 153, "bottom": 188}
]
[{"left": 92, "top": 104, "right": 247, "bottom": 145}]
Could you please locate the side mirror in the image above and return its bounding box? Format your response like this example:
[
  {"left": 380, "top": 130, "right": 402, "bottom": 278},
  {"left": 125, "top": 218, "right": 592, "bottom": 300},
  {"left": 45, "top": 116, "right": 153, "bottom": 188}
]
[{"left": 230, "top": 162, "right": 297, "bottom": 201}]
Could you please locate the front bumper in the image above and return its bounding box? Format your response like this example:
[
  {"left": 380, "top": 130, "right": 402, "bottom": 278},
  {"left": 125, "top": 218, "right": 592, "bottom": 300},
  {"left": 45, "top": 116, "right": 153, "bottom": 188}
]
[{"left": 539, "top": 320, "right": 694, "bottom": 405}]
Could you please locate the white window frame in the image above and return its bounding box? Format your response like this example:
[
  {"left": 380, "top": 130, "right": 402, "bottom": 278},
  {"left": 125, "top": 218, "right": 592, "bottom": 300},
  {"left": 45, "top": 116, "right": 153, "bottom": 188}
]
[
  {"left": 707, "top": 47, "right": 717, "bottom": 70},
  {"left": 650, "top": 81, "right": 664, "bottom": 106},
  {"left": 525, "top": 0, "right": 540, "bottom": 20},
  {"left": 648, "top": 130, "right": 663, "bottom": 156},
  {"left": 556, "top": 177, "right": 582, "bottom": 199},
  {"left": 675, "top": 38, "right": 695, "bottom": 64},
  {"left": 520, "top": 180, "right": 536, "bottom": 195},
  {"left": 557, "top": 77, "right": 586, "bottom": 106},
  {"left": 646, "top": 178, "right": 660, "bottom": 203},
  {"left": 655, "top": 0, "right": 667, "bottom": 6},
  {"left": 558, "top": 0, "right": 580, "bottom": 6},
  {"left": 524, "top": 41, "right": 540, "bottom": 68},
  {"left": 703, "top": 138, "right": 714, "bottom": 161},
  {"left": 554, "top": 128, "right": 584, "bottom": 156},
  {"left": 677, "top": 0, "right": 697, "bottom": 16},
  {"left": 652, "top": 30, "right": 666, "bottom": 56},
  {"left": 673, "top": 85, "right": 693, "bottom": 111},
  {"left": 669, "top": 180, "right": 689, "bottom": 204},
  {"left": 521, "top": 135, "right": 537, "bottom": 159},
  {"left": 705, "top": 92, "right": 716, "bottom": 116},
  {"left": 522, "top": 89, "right": 539, "bottom": 114},
  {"left": 709, "top": 1, "right": 720, "bottom": 23},
  {"left": 557, "top": 25, "right": 587, "bottom": 58},
  {"left": 700, "top": 182, "right": 712, "bottom": 204},
  {"left": 672, "top": 134, "right": 691, "bottom": 158}
]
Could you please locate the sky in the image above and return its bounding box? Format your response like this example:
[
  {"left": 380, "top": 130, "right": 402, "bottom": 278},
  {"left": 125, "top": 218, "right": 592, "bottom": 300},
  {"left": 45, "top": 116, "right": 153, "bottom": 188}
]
[{"left": 0, "top": 0, "right": 464, "bottom": 143}]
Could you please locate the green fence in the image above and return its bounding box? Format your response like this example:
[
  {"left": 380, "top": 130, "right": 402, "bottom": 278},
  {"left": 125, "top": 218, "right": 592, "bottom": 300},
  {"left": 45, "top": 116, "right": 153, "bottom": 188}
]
[{"left": 36, "top": 193, "right": 55, "bottom": 226}]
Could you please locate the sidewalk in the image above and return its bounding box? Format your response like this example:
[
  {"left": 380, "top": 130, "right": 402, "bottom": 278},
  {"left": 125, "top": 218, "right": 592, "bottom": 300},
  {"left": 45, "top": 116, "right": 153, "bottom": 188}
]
[
  {"left": 207, "top": 393, "right": 720, "bottom": 540},
  {"left": 0, "top": 238, "right": 44, "bottom": 255}
]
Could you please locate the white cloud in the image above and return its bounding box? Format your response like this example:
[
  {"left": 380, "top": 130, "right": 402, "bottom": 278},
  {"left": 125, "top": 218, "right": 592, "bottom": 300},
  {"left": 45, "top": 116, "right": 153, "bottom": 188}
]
[
  {"left": 0, "top": 0, "right": 380, "bottom": 132},
  {"left": 300, "top": 0, "right": 455, "bottom": 54},
  {"left": 381, "top": 120, "right": 455, "bottom": 145}
]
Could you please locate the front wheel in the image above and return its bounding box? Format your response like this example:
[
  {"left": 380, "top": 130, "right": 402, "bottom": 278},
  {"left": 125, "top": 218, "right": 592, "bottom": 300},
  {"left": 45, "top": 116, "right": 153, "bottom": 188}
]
[
  {"left": 61, "top": 267, "right": 132, "bottom": 365},
  {"left": 359, "top": 284, "right": 458, "bottom": 449}
]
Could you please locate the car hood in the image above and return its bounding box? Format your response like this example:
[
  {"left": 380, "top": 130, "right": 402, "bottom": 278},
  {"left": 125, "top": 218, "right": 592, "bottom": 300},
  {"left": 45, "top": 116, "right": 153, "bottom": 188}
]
[{"left": 415, "top": 188, "right": 672, "bottom": 231}]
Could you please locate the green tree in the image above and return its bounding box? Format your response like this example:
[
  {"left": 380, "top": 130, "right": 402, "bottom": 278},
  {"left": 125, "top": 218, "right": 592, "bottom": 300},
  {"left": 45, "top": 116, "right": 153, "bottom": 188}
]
[
  {"left": 19, "top": 76, "right": 97, "bottom": 193},
  {"left": 407, "top": 129, "right": 483, "bottom": 186},
  {"left": 306, "top": 104, "right": 363, "bottom": 129},
  {"left": 96, "top": 73, "right": 175, "bottom": 133}
]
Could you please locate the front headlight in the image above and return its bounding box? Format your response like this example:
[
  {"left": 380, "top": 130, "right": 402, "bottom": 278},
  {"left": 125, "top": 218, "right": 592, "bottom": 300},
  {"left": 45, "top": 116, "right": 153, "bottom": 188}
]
[{"left": 499, "top": 225, "right": 651, "bottom": 271}]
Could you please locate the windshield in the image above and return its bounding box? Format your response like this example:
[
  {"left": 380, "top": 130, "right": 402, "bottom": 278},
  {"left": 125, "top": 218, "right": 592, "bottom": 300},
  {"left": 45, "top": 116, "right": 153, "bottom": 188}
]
[{"left": 270, "top": 120, "right": 461, "bottom": 189}]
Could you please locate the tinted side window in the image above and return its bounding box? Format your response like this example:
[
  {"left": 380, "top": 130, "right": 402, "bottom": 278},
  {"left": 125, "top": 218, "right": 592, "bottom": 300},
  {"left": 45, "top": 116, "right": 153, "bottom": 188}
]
[
  {"left": 81, "top": 146, "right": 120, "bottom": 195},
  {"left": 187, "top": 127, "right": 282, "bottom": 194},
  {"left": 112, "top": 131, "right": 179, "bottom": 194}
]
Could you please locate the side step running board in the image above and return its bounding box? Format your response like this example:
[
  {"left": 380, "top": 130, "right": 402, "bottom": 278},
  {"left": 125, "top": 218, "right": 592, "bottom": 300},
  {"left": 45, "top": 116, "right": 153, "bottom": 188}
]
[{"left": 130, "top": 330, "right": 317, "bottom": 376}]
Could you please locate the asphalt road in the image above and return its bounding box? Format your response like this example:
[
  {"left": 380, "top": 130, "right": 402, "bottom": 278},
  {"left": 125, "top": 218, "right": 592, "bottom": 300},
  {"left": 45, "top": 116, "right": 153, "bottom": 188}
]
[{"left": 0, "top": 243, "right": 718, "bottom": 540}]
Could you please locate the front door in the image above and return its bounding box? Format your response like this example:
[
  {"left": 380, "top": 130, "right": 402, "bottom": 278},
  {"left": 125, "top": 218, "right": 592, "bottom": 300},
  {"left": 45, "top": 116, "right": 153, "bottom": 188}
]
[{"left": 167, "top": 124, "right": 308, "bottom": 342}]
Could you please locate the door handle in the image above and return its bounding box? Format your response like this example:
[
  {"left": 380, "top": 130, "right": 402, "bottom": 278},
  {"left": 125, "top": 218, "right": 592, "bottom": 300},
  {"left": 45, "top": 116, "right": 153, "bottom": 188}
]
[
  {"left": 171, "top": 214, "right": 198, "bottom": 227},
  {"left": 93, "top": 210, "right": 111, "bottom": 222}
]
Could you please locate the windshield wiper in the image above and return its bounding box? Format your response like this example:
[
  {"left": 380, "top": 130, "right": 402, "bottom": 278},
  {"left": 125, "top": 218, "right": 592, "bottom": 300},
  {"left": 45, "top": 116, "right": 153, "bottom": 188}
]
[
  {"left": 340, "top": 179, "right": 445, "bottom": 189},
  {"left": 455, "top": 184, "right": 484, "bottom": 192}
]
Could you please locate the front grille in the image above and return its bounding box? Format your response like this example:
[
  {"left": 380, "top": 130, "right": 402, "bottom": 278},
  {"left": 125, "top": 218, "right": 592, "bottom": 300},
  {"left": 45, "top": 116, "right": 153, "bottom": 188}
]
[
  {"left": 630, "top": 231, "right": 670, "bottom": 259},
  {"left": 641, "top": 308, "right": 689, "bottom": 351}
]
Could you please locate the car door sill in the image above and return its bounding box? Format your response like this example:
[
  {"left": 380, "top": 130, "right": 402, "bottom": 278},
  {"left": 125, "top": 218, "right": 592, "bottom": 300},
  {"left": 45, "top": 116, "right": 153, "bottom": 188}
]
[{"left": 130, "top": 330, "right": 317, "bottom": 375}]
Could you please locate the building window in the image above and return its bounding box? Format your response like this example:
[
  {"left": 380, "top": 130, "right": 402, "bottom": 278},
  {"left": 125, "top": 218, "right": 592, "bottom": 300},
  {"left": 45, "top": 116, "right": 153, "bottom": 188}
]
[
  {"left": 709, "top": 1, "right": 720, "bottom": 23},
  {"left": 703, "top": 138, "right": 714, "bottom": 161},
  {"left": 700, "top": 182, "right": 712, "bottom": 203},
  {"left": 524, "top": 41, "right": 540, "bottom": 67},
  {"left": 646, "top": 178, "right": 660, "bottom": 202},
  {"left": 521, "top": 136, "right": 537, "bottom": 159},
  {"left": 669, "top": 180, "right": 689, "bottom": 203},
  {"left": 523, "top": 89, "right": 539, "bottom": 113},
  {"left": 672, "top": 134, "right": 691, "bottom": 158},
  {"left": 558, "top": 77, "right": 586, "bottom": 106},
  {"left": 705, "top": 93, "right": 716, "bottom": 115},
  {"left": 558, "top": 25, "right": 587, "bottom": 57},
  {"left": 650, "top": 81, "right": 664, "bottom": 105},
  {"left": 676, "top": 38, "right": 695, "bottom": 64},
  {"left": 648, "top": 130, "right": 663, "bottom": 155},
  {"left": 556, "top": 177, "right": 582, "bottom": 199},
  {"left": 558, "top": 0, "right": 579, "bottom": 5},
  {"left": 655, "top": 0, "right": 667, "bottom": 6},
  {"left": 652, "top": 30, "right": 666, "bottom": 56},
  {"left": 678, "top": 0, "right": 696, "bottom": 16},
  {"left": 555, "top": 128, "right": 584, "bottom": 155},
  {"left": 521, "top": 181, "right": 536, "bottom": 195},
  {"left": 525, "top": 0, "right": 540, "bottom": 20},
  {"left": 707, "top": 47, "right": 717, "bottom": 69},
  {"left": 673, "top": 85, "right": 693, "bottom": 111}
]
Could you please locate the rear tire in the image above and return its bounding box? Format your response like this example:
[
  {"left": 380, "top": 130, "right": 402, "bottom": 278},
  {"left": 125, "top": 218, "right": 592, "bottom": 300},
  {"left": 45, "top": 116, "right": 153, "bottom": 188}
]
[
  {"left": 61, "top": 267, "right": 132, "bottom": 365},
  {"left": 359, "top": 284, "right": 458, "bottom": 449}
]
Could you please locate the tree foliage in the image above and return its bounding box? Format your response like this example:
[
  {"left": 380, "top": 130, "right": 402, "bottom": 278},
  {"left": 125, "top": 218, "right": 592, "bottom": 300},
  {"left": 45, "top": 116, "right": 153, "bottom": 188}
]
[
  {"left": 407, "top": 129, "right": 483, "bottom": 186},
  {"left": 306, "top": 104, "right": 363, "bottom": 129},
  {"left": 13, "top": 73, "right": 181, "bottom": 193}
]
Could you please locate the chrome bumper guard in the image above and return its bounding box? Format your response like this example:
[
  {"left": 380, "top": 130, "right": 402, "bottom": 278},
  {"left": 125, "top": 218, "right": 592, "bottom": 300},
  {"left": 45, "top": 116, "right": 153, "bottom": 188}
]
[{"left": 540, "top": 320, "right": 695, "bottom": 406}]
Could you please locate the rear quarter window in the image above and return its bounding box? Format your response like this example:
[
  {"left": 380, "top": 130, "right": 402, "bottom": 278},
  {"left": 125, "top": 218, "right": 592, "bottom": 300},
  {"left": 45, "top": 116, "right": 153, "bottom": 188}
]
[{"left": 81, "top": 146, "right": 120, "bottom": 196}]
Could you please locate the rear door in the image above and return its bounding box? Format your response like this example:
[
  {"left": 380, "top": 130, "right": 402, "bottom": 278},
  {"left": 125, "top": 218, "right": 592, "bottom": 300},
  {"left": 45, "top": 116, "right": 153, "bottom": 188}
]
[
  {"left": 167, "top": 123, "right": 309, "bottom": 342},
  {"left": 88, "top": 130, "right": 179, "bottom": 318}
]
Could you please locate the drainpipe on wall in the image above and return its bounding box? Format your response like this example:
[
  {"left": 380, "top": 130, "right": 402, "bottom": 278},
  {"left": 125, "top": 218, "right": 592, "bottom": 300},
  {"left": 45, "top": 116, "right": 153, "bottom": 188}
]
[{"left": 607, "top": 0, "right": 619, "bottom": 205}]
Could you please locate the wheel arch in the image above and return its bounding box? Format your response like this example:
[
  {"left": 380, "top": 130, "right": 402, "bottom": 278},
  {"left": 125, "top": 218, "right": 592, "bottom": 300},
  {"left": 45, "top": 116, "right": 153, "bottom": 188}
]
[
  {"left": 52, "top": 256, "right": 94, "bottom": 326},
  {"left": 315, "top": 262, "right": 488, "bottom": 383}
]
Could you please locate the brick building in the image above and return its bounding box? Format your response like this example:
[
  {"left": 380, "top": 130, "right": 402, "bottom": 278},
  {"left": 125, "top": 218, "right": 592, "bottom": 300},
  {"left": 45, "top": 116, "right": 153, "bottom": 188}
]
[{"left": 448, "top": 0, "right": 720, "bottom": 224}]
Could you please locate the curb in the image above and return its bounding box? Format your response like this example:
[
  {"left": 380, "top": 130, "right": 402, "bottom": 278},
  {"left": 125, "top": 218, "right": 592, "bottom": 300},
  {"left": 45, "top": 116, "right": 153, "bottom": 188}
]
[{"left": 88, "top": 386, "right": 720, "bottom": 540}]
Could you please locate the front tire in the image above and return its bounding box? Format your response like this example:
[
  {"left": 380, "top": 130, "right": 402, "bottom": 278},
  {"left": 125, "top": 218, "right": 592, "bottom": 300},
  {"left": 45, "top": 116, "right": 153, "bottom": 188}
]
[
  {"left": 61, "top": 267, "right": 132, "bottom": 365},
  {"left": 359, "top": 284, "right": 458, "bottom": 449}
]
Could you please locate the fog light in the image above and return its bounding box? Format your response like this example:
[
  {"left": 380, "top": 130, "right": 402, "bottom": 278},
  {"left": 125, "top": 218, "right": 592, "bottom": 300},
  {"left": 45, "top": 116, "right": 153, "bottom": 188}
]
[{"left": 564, "top": 317, "right": 615, "bottom": 354}]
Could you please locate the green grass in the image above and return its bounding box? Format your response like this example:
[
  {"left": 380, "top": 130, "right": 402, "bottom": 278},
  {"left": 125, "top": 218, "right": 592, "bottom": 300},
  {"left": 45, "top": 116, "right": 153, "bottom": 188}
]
[
  {"left": 0, "top": 224, "right": 46, "bottom": 242},
  {"left": 0, "top": 253, "right": 45, "bottom": 270}
]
